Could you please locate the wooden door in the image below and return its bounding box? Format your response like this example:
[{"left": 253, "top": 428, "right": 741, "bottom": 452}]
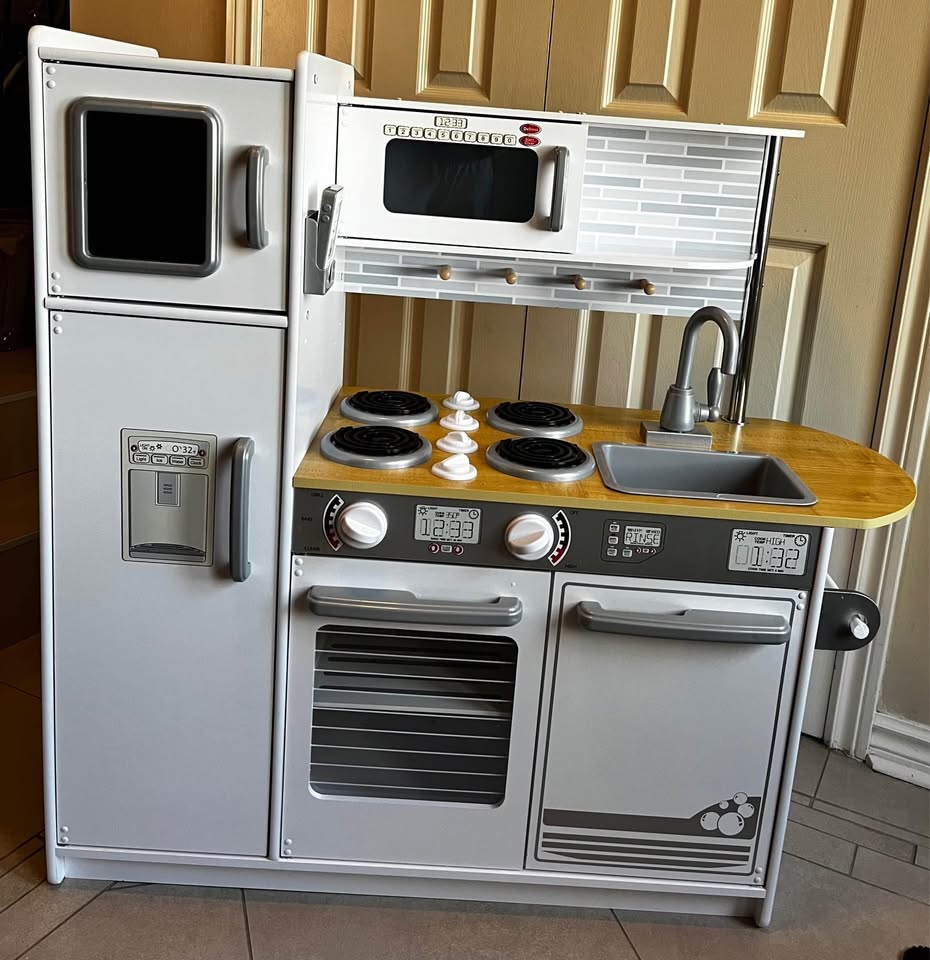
[{"left": 261, "top": 0, "right": 555, "bottom": 398}]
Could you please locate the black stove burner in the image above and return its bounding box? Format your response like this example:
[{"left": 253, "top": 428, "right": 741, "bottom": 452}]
[
  {"left": 345, "top": 390, "right": 432, "bottom": 419},
  {"left": 330, "top": 425, "right": 426, "bottom": 458},
  {"left": 495, "top": 437, "right": 588, "bottom": 470},
  {"left": 493, "top": 401, "right": 577, "bottom": 429}
]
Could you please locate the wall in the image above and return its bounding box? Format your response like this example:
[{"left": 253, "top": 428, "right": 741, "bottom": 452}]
[
  {"left": 881, "top": 454, "right": 929, "bottom": 725},
  {"left": 70, "top": 0, "right": 227, "bottom": 62}
]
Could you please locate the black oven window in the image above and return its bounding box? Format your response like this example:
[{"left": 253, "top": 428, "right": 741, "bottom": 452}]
[
  {"left": 80, "top": 108, "right": 215, "bottom": 269},
  {"left": 383, "top": 139, "right": 538, "bottom": 223}
]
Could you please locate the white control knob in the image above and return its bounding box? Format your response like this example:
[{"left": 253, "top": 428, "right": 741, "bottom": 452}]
[
  {"left": 504, "top": 513, "right": 554, "bottom": 562},
  {"left": 849, "top": 614, "right": 870, "bottom": 641},
  {"left": 337, "top": 501, "right": 388, "bottom": 549}
]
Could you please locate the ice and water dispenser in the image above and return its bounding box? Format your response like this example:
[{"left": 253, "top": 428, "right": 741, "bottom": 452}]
[{"left": 120, "top": 429, "right": 217, "bottom": 564}]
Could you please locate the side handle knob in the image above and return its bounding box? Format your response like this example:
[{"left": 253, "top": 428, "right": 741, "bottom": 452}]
[{"left": 850, "top": 614, "right": 870, "bottom": 641}]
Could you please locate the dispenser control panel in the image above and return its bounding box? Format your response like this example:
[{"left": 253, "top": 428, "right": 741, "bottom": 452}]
[{"left": 120, "top": 429, "right": 217, "bottom": 565}]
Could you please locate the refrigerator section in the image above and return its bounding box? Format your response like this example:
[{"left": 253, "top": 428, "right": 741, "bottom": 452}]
[{"left": 49, "top": 311, "right": 283, "bottom": 855}]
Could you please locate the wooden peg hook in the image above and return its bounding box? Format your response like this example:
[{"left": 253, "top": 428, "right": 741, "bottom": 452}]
[
  {"left": 638, "top": 278, "right": 656, "bottom": 295},
  {"left": 438, "top": 265, "right": 453, "bottom": 280},
  {"left": 504, "top": 268, "right": 518, "bottom": 285},
  {"left": 573, "top": 275, "right": 587, "bottom": 290}
]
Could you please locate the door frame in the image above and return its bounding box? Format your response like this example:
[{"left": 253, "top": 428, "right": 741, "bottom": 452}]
[{"left": 826, "top": 106, "right": 930, "bottom": 760}]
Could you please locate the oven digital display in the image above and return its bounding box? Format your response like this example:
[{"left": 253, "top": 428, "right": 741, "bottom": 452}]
[
  {"left": 415, "top": 505, "right": 481, "bottom": 543},
  {"left": 728, "top": 529, "right": 809, "bottom": 576},
  {"left": 624, "top": 525, "right": 663, "bottom": 547},
  {"left": 434, "top": 115, "right": 467, "bottom": 128}
]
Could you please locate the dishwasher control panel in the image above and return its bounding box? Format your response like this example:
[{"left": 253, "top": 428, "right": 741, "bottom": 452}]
[
  {"left": 601, "top": 519, "right": 665, "bottom": 563},
  {"left": 120, "top": 429, "right": 217, "bottom": 565}
]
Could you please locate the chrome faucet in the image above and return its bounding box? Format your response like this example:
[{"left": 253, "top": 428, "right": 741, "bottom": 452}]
[{"left": 659, "top": 306, "right": 740, "bottom": 434}]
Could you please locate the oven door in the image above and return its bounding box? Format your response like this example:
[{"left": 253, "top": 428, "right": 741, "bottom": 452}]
[
  {"left": 282, "top": 557, "right": 550, "bottom": 868},
  {"left": 336, "top": 105, "right": 587, "bottom": 253},
  {"left": 42, "top": 61, "right": 289, "bottom": 312},
  {"left": 529, "top": 576, "right": 805, "bottom": 885}
]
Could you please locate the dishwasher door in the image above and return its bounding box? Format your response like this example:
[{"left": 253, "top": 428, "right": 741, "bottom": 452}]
[
  {"left": 528, "top": 575, "right": 806, "bottom": 884},
  {"left": 282, "top": 557, "right": 550, "bottom": 869}
]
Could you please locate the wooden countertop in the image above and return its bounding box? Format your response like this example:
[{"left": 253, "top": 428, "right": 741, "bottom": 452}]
[{"left": 293, "top": 390, "right": 916, "bottom": 530}]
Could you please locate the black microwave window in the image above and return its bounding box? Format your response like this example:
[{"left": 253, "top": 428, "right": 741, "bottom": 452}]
[
  {"left": 74, "top": 105, "right": 218, "bottom": 274},
  {"left": 383, "top": 139, "right": 538, "bottom": 223}
]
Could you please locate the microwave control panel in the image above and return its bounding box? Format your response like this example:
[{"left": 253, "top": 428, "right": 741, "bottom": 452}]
[{"left": 120, "top": 429, "right": 217, "bottom": 566}]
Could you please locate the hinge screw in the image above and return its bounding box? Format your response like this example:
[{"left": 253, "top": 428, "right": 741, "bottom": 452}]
[
  {"left": 53, "top": 326, "right": 63, "bottom": 335},
  {"left": 294, "top": 558, "right": 303, "bottom": 567},
  {"left": 46, "top": 80, "right": 56, "bottom": 88},
  {"left": 285, "top": 838, "right": 293, "bottom": 845},
  {"left": 294, "top": 569, "right": 303, "bottom": 577}
]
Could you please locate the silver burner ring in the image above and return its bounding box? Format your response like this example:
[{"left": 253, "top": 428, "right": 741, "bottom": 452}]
[
  {"left": 339, "top": 396, "right": 439, "bottom": 428},
  {"left": 485, "top": 407, "right": 583, "bottom": 438},
  {"left": 320, "top": 431, "right": 432, "bottom": 470},
  {"left": 485, "top": 441, "right": 596, "bottom": 483}
]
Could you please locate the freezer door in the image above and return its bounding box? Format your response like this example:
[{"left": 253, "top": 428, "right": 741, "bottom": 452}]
[
  {"left": 42, "top": 63, "right": 290, "bottom": 311},
  {"left": 282, "top": 557, "right": 550, "bottom": 869},
  {"left": 528, "top": 576, "right": 805, "bottom": 884},
  {"left": 50, "top": 311, "right": 283, "bottom": 855}
]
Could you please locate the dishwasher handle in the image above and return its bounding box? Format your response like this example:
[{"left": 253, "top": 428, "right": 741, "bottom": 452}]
[
  {"left": 576, "top": 602, "right": 790, "bottom": 645},
  {"left": 308, "top": 586, "right": 523, "bottom": 627}
]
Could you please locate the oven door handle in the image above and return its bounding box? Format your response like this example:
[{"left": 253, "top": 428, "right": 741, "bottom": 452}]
[
  {"left": 246, "top": 145, "right": 270, "bottom": 249},
  {"left": 576, "top": 602, "right": 790, "bottom": 644},
  {"left": 548, "top": 146, "right": 569, "bottom": 232},
  {"left": 308, "top": 587, "right": 523, "bottom": 626}
]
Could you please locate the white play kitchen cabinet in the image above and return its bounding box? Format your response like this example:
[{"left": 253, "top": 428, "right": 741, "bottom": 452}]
[{"left": 28, "top": 27, "right": 911, "bottom": 928}]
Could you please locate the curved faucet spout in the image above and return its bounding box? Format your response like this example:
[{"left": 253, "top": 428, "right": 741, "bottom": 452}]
[{"left": 674, "top": 306, "right": 740, "bottom": 389}]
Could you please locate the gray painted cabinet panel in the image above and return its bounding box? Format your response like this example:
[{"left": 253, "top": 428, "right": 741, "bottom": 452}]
[{"left": 50, "top": 311, "right": 283, "bottom": 855}]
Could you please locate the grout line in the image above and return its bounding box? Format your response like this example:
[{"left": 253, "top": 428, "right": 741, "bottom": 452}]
[
  {"left": 242, "top": 888, "right": 255, "bottom": 960},
  {"left": 611, "top": 910, "right": 644, "bottom": 960},
  {"left": 788, "top": 808, "right": 919, "bottom": 864},
  {"left": 784, "top": 852, "right": 930, "bottom": 906},
  {"left": 0, "top": 678, "right": 41, "bottom": 700},
  {"left": 0, "top": 835, "right": 44, "bottom": 880},
  {"left": 812, "top": 745, "right": 831, "bottom": 799},
  {"left": 12, "top": 881, "right": 113, "bottom": 960},
  {"left": 810, "top": 799, "right": 930, "bottom": 844},
  {"left": 849, "top": 845, "right": 859, "bottom": 877},
  {"left": 0, "top": 876, "right": 45, "bottom": 917}
]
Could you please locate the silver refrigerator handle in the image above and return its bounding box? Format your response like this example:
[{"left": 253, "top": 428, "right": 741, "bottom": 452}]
[
  {"left": 308, "top": 587, "right": 523, "bottom": 627},
  {"left": 246, "top": 146, "right": 269, "bottom": 250},
  {"left": 230, "top": 438, "right": 254, "bottom": 582},
  {"left": 548, "top": 146, "right": 569, "bottom": 232},
  {"left": 576, "top": 602, "right": 790, "bottom": 644}
]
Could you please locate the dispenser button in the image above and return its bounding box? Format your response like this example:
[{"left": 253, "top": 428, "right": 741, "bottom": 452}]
[
  {"left": 169, "top": 455, "right": 185, "bottom": 466},
  {"left": 155, "top": 472, "right": 180, "bottom": 507},
  {"left": 151, "top": 454, "right": 168, "bottom": 465},
  {"left": 187, "top": 456, "right": 205, "bottom": 468},
  {"left": 131, "top": 453, "right": 151, "bottom": 464}
]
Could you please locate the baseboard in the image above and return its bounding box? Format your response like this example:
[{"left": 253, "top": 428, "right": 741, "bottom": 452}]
[{"left": 868, "top": 711, "right": 930, "bottom": 788}]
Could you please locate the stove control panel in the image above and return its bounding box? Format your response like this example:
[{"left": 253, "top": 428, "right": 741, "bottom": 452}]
[{"left": 293, "top": 490, "right": 820, "bottom": 588}]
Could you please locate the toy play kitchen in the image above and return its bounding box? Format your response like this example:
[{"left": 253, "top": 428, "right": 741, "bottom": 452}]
[{"left": 28, "top": 28, "right": 915, "bottom": 928}]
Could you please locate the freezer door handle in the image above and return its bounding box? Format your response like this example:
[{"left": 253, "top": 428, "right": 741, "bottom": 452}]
[
  {"left": 246, "top": 146, "right": 269, "bottom": 249},
  {"left": 230, "top": 437, "right": 254, "bottom": 582},
  {"left": 307, "top": 587, "right": 523, "bottom": 626},
  {"left": 576, "top": 602, "right": 790, "bottom": 644}
]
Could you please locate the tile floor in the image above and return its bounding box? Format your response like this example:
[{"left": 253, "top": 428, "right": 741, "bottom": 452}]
[{"left": 1, "top": 633, "right": 928, "bottom": 959}]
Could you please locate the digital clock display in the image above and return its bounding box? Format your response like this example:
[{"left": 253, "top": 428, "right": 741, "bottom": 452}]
[
  {"left": 137, "top": 439, "right": 199, "bottom": 455},
  {"left": 624, "top": 525, "right": 663, "bottom": 547},
  {"left": 728, "top": 529, "right": 809, "bottom": 576},
  {"left": 414, "top": 504, "right": 481, "bottom": 544},
  {"left": 434, "top": 115, "right": 466, "bottom": 129}
]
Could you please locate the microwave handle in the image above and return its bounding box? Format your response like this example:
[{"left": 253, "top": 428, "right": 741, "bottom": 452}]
[
  {"left": 548, "top": 146, "right": 569, "bottom": 232},
  {"left": 246, "top": 146, "right": 269, "bottom": 250},
  {"left": 308, "top": 586, "right": 523, "bottom": 626},
  {"left": 576, "top": 602, "right": 790, "bottom": 644}
]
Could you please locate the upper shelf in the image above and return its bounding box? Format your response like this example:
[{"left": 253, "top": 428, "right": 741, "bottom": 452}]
[{"left": 336, "top": 238, "right": 756, "bottom": 272}]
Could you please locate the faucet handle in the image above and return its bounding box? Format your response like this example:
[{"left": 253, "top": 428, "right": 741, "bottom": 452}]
[{"left": 705, "top": 366, "right": 725, "bottom": 422}]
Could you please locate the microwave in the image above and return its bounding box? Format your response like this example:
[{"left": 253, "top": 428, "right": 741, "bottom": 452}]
[{"left": 335, "top": 104, "right": 588, "bottom": 254}]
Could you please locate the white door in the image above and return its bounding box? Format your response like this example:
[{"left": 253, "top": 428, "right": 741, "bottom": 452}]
[
  {"left": 42, "top": 62, "right": 290, "bottom": 312},
  {"left": 50, "top": 311, "right": 283, "bottom": 855},
  {"left": 529, "top": 576, "right": 806, "bottom": 884},
  {"left": 282, "top": 557, "right": 550, "bottom": 868}
]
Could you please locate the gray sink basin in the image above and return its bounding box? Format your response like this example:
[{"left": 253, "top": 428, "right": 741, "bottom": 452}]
[{"left": 593, "top": 443, "right": 817, "bottom": 506}]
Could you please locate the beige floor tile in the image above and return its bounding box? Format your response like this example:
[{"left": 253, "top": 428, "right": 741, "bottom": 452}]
[
  {"left": 792, "top": 736, "right": 829, "bottom": 796},
  {"left": 0, "top": 635, "right": 40, "bottom": 699},
  {"left": 917, "top": 846, "right": 929, "bottom": 869},
  {"left": 789, "top": 800, "right": 916, "bottom": 861},
  {"left": 784, "top": 821, "right": 855, "bottom": 874},
  {"left": 813, "top": 799, "right": 929, "bottom": 846},
  {"left": 0, "top": 684, "right": 43, "bottom": 861},
  {"left": 21, "top": 885, "right": 250, "bottom": 960},
  {"left": 0, "top": 879, "right": 107, "bottom": 960},
  {"left": 619, "top": 854, "right": 930, "bottom": 960},
  {"left": 790, "top": 791, "right": 811, "bottom": 807},
  {"left": 0, "top": 849, "right": 45, "bottom": 912},
  {"left": 816, "top": 752, "right": 930, "bottom": 837},
  {"left": 852, "top": 847, "right": 930, "bottom": 904},
  {"left": 246, "top": 891, "right": 638, "bottom": 960}
]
